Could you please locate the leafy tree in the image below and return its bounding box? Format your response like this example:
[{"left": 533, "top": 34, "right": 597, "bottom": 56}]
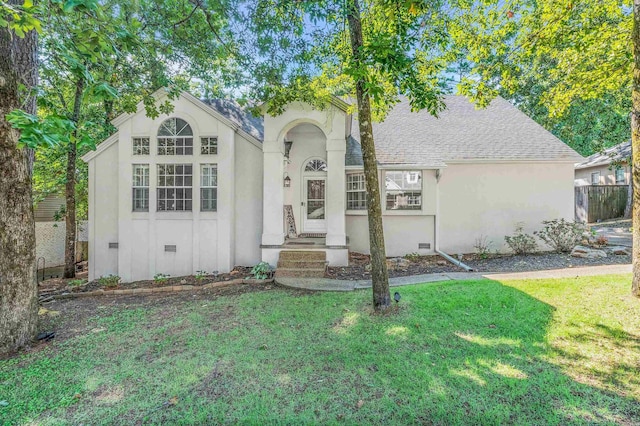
[{"left": 0, "top": 0, "right": 40, "bottom": 354}]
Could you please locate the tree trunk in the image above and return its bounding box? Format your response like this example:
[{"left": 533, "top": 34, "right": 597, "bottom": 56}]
[
  {"left": 63, "top": 78, "right": 84, "bottom": 278},
  {"left": 632, "top": 0, "right": 640, "bottom": 297},
  {"left": 0, "top": 5, "right": 39, "bottom": 354},
  {"left": 624, "top": 170, "right": 633, "bottom": 219},
  {"left": 346, "top": 0, "right": 391, "bottom": 311}
]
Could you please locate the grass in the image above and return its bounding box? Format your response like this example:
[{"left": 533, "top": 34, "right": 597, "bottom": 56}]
[{"left": 1, "top": 274, "right": 639, "bottom": 425}]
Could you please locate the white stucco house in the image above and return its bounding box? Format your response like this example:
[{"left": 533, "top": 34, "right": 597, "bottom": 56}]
[{"left": 82, "top": 89, "right": 582, "bottom": 282}]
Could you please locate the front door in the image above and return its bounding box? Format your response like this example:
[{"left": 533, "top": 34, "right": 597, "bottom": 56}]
[{"left": 303, "top": 177, "right": 327, "bottom": 233}]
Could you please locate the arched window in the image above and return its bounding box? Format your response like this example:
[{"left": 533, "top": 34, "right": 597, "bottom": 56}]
[
  {"left": 157, "top": 118, "right": 193, "bottom": 155},
  {"left": 304, "top": 159, "right": 327, "bottom": 172}
]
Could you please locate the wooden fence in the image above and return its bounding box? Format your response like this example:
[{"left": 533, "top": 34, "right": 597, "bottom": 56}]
[{"left": 575, "top": 185, "right": 628, "bottom": 223}]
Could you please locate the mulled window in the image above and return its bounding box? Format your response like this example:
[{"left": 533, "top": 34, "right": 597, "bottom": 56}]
[
  {"left": 346, "top": 173, "right": 367, "bottom": 210},
  {"left": 157, "top": 118, "right": 193, "bottom": 155},
  {"left": 385, "top": 171, "right": 422, "bottom": 210},
  {"left": 157, "top": 164, "right": 193, "bottom": 211}
]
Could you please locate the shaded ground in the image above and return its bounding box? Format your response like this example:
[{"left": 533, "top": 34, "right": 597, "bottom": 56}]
[
  {"left": 590, "top": 218, "right": 632, "bottom": 248},
  {"left": 2, "top": 274, "right": 639, "bottom": 425}
]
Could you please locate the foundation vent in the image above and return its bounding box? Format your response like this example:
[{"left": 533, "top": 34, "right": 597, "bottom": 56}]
[
  {"left": 164, "top": 245, "right": 177, "bottom": 253},
  {"left": 418, "top": 243, "right": 431, "bottom": 250},
  {"left": 108, "top": 242, "right": 118, "bottom": 249}
]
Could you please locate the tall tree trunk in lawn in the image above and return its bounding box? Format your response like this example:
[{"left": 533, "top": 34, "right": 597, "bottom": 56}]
[
  {"left": 624, "top": 171, "right": 632, "bottom": 219},
  {"left": 0, "top": 4, "right": 39, "bottom": 354},
  {"left": 632, "top": 0, "right": 640, "bottom": 297},
  {"left": 346, "top": 0, "right": 391, "bottom": 311},
  {"left": 63, "top": 77, "right": 85, "bottom": 279}
]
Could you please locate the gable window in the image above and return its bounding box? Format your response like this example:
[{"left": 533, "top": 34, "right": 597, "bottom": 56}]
[
  {"left": 385, "top": 171, "right": 422, "bottom": 210},
  {"left": 346, "top": 173, "right": 367, "bottom": 210},
  {"left": 201, "top": 164, "right": 218, "bottom": 211},
  {"left": 157, "top": 164, "right": 193, "bottom": 211},
  {"left": 305, "top": 159, "right": 327, "bottom": 172},
  {"left": 132, "top": 137, "right": 150, "bottom": 155},
  {"left": 132, "top": 164, "right": 149, "bottom": 212},
  {"left": 615, "top": 168, "right": 625, "bottom": 184},
  {"left": 201, "top": 137, "right": 218, "bottom": 155},
  {"left": 157, "top": 118, "right": 193, "bottom": 155},
  {"left": 591, "top": 171, "right": 601, "bottom": 185}
]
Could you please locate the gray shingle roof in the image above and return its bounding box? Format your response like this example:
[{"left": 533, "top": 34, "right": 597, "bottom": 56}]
[
  {"left": 348, "top": 96, "right": 582, "bottom": 167},
  {"left": 575, "top": 141, "right": 630, "bottom": 169},
  {"left": 202, "top": 99, "right": 264, "bottom": 141}
]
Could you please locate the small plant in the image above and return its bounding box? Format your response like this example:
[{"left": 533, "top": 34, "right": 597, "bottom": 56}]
[
  {"left": 68, "top": 279, "right": 86, "bottom": 287},
  {"left": 534, "top": 219, "right": 587, "bottom": 253},
  {"left": 195, "top": 270, "right": 208, "bottom": 280},
  {"left": 473, "top": 235, "right": 492, "bottom": 259},
  {"left": 594, "top": 235, "right": 609, "bottom": 247},
  {"left": 250, "top": 262, "right": 273, "bottom": 280},
  {"left": 154, "top": 273, "right": 171, "bottom": 283},
  {"left": 404, "top": 252, "right": 421, "bottom": 262},
  {"left": 98, "top": 274, "right": 120, "bottom": 288},
  {"left": 505, "top": 223, "right": 537, "bottom": 255}
]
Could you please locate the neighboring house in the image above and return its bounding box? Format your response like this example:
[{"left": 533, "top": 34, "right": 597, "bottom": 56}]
[
  {"left": 574, "top": 141, "right": 631, "bottom": 186},
  {"left": 82, "top": 90, "right": 582, "bottom": 282}
]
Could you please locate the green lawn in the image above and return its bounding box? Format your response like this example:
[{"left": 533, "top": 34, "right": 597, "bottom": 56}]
[{"left": 1, "top": 275, "right": 639, "bottom": 425}]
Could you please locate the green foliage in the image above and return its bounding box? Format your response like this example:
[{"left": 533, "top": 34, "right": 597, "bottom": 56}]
[
  {"left": 473, "top": 235, "right": 492, "bottom": 259},
  {"left": 68, "top": 279, "right": 86, "bottom": 287},
  {"left": 0, "top": 0, "right": 41, "bottom": 37},
  {"left": 403, "top": 252, "right": 421, "bottom": 262},
  {"left": 97, "top": 274, "right": 120, "bottom": 288},
  {"left": 250, "top": 262, "right": 272, "bottom": 280},
  {"left": 195, "top": 270, "right": 209, "bottom": 281},
  {"left": 153, "top": 273, "right": 170, "bottom": 283},
  {"left": 504, "top": 223, "right": 538, "bottom": 255},
  {"left": 534, "top": 219, "right": 587, "bottom": 253}
]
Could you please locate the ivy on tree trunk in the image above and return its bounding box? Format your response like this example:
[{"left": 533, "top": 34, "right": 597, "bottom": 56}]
[
  {"left": 346, "top": 0, "right": 391, "bottom": 311},
  {"left": 633, "top": 0, "right": 640, "bottom": 297},
  {"left": 0, "top": 0, "right": 39, "bottom": 354}
]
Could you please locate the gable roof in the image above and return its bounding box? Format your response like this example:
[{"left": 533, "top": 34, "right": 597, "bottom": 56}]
[
  {"left": 347, "top": 96, "right": 583, "bottom": 167},
  {"left": 202, "top": 99, "right": 264, "bottom": 141},
  {"left": 575, "top": 141, "right": 630, "bottom": 170}
]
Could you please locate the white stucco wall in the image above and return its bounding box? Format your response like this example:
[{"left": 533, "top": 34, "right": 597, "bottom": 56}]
[
  {"left": 438, "top": 162, "right": 576, "bottom": 254},
  {"left": 86, "top": 93, "right": 264, "bottom": 282}
]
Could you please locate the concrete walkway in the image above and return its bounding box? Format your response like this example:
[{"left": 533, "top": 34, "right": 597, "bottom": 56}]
[{"left": 275, "top": 264, "right": 632, "bottom": 292}]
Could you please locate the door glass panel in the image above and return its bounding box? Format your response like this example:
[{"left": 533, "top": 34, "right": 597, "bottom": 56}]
[{"left": 307, "top": 179, "right": 325, "bottom": 219}]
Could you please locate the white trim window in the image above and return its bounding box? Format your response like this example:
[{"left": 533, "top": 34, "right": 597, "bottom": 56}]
[
  {"left": 201, "top": 164, "right": 217, "bottom": 211},
  {"left": 132, "top": 137, "right": 150, "bottom": 155},
  {"left": 201, "top": 137, "right": 218, "bottom": 155},
  {"left": 346, "top": 173, "right": 367, "bottom": 210},
  {"left": 615, "top": 167, "right": 625, "bottom": 184},
  {"left": 132, "top": 164, "right": 149, "bottom": 212},
  {"left": 157, "top": 164, "right": 193, "bottom": 211},
  {"left": 591, "top": 171, "right": 601, "bottom": 185},
  {"left": 157, "top": 118, "right": 193, "bottom": 155},
  {"left": 385, "top": 170, "right": 422, "bottom": 210}
]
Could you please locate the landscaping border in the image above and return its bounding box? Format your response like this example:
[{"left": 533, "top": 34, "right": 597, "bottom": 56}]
[{"left": 50, "top": 278, "right": 275, "bottom": 300}]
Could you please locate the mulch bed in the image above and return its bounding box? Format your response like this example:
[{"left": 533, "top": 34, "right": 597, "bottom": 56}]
[{"left": 39, "top": 266, "right": 254, "bottom": 297}]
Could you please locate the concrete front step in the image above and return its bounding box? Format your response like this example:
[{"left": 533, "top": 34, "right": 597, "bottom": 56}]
[
  {"left": 277, "top": 259, "right": 328, "bottom": 269},
  {"left": 278, "top": 250, "right": 327, "bottom": 261},
  {"left": 275, "top": 267, "right": 327, "bottom": 278}
]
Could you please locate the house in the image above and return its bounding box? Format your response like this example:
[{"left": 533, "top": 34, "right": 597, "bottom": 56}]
[
  {"left": 575, "top": 141, "right": 631, "bottom": 186},
  {"left": 82, "top": 90, "right": 582, "bottom": 282}
]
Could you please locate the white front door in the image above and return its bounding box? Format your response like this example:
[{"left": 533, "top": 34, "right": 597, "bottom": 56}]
[{"left": 303, "top": 177, "right": 327, "bottom": 233}]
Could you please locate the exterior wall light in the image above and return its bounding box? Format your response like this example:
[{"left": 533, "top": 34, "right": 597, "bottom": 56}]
[{"left": 284, "top": 174, "right": 291, "bottom": 188}]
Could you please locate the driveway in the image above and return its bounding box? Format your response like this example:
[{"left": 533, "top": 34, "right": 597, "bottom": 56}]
[{"left": 590, "top": 219, "right": 632, "bottom": 248}]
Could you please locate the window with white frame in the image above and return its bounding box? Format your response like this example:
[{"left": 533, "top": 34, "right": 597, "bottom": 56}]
[
  {"left": 157, "top": 118, "right": 193, "bottom": 155},
  {"left": 591, "top": 171, "right": 601, "bottom": 185},
  {"left": 385, "top": 170, "right": 422, "bottom": 210},
  {"left": 201, "top": 137, "right": 218, "bottom": 155},
  {"left": 157, "top": 164, "right": 193, "bottom": 211},
  {"left": 615, "top": 167, "right": 625, "bottom": 184},
  {"left": 346, "top": 173, "right": 367, "bottom": 210},
  {"left": 132, "top": 137, "right": 150, "bottom": 155},
  {"left": 132, "top": 164, "right": 149, "bottom": 212},
  {"left": 201, "top": 164, "right": 218, "bottom": 211}
]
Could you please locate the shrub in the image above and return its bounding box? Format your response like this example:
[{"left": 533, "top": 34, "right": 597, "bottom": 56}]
[
  {"left": 473, "top": 235, "right": 492, "bottom": 259},
  {"left": 98, "top": 274, "right": 120, "bottom": 288},
  {"left": 505, "top": 224, "right": 537, "bottom": 255},
  {"left": 594, "top": 235, "right": 609, "bottom": 247},
  {"left": 195, "top": 270, "right": 208, "bottom": 280},
  {"left": 251, "top": 262, "right": 273, "bottom": 280},
  {"left": 404, "top": 252, "right": 421, "bottom": 262},
  {"left": 68, "top": 279, "right": 86, "bottom": 287},
  {"left": 534, "top": 219, "right": 587, "bottom": 253},
  {"left": 154, "top": 273, "right": 171, "bottom": 283}
]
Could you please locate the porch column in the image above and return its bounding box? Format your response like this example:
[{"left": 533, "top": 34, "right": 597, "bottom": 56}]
[
  {"left": 326, "top": 139, "right": 346, "bottom": 246},
  {"left": 262, "top": 140, "right": 285, "bottom": 245}
]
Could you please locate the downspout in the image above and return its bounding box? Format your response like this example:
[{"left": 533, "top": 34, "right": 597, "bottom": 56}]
[{"left": 434, "top": 167, "right": 474, "bottom": 272}]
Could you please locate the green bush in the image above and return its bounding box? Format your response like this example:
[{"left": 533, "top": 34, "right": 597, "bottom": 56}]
[
  {"left": 98, "top": 274, "right": 120, "bottom": 288},
  {"left": 68, "top": 279, "right": 86, "bottom": 287},
  {"left": 154, "top": 273, "right": 171, "bottom": 283},
  {"left": 195, "top": 270, "right": 208, "bottom": 280},
  {"left": 505, "top": 224, "right": 537, "bottom": 255},
  {"left": 251, "top": 262, "right": 273, "bottom": 280},
  {"left": 534, "top": 219, "right": 586, "bottom": 253},
  {"left": 473, "top": 235, "right": 492, "bottom": 259}
]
